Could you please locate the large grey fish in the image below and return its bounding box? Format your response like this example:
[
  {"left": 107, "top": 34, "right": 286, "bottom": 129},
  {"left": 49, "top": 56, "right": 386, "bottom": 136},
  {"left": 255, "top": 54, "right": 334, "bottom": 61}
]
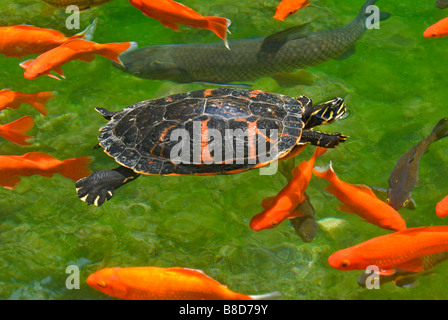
[
  {"left": 436, "top": 0, "right": 448, "bottom": 9},
  {"left": 114, "top": 0, "right": 389, "bottom": 85},
  {"left": 387, "top": 118, "right": 448, "bottom": 210}
]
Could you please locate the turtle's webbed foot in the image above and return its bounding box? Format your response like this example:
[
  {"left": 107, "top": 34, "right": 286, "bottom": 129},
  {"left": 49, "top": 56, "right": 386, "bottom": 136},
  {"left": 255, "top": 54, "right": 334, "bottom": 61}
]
[
  {"left": 76, "top": 171, "right": 116, "bottom": 206},
  {"left": 75, "top": 166, "right": 140, "bottom": 206},
  {"left": 301, "top": 130, "right": 348, "bottom": 148}
]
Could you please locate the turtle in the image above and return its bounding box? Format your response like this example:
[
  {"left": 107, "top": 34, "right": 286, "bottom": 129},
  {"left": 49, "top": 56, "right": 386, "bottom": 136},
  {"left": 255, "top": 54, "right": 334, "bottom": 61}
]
[{"left": 76, "top": 88, "right": 347, "bottom": 206}]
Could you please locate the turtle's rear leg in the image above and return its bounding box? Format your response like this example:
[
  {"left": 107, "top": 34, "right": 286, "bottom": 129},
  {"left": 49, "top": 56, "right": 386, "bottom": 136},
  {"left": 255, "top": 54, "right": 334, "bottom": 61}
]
[
  {"left": 76, "top": 165, "right": 140, "bottom": 206},
  {"left": 300, "top": 130, "right": 347, "bottom": 148}
]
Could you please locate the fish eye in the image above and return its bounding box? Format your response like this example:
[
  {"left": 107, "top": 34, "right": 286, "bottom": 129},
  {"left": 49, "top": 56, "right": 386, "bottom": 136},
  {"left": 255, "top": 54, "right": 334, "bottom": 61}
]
[
  {"left": 272, "top": 221, "right": 278, "bottom": 226},
  {"left": 341, "top": 259, "right": 351, "bottom": 268},
  {"left": 97, "top": 281, "right": 107, "bottom": 288}
]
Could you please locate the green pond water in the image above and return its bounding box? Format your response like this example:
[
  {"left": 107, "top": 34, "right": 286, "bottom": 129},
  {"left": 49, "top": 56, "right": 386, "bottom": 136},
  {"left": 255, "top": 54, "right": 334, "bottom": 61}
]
[{"left": 0, "top": 0, "right": 447, "bottom": 300}]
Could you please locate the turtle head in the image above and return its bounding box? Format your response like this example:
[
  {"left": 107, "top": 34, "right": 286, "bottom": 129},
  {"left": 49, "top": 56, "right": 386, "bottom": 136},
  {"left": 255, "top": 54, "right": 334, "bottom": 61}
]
[{"left": 302, "top": 97, "right": 346, "bottom": 128}]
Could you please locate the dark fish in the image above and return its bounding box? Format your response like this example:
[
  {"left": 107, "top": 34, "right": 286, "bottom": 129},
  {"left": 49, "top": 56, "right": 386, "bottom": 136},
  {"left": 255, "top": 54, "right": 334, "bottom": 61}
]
[
  {"left": 358, "top": 252, "right": 448, "bottom": 288},
  {"left": 387, "top": 118, "right": 448, "bottom": 210},
  {"left": 289, "top": 193, "right": 319, "bottom": 242},
  {"left": 436, "top": 0, "right": 448, "bottom": 9},
  {"left": 369, "top": 185, "right": 416, "bottom": 210},
  {"left": 114, "top": 0, "right": 389, "bottom": 85},
  {"left": 40, "top": 0, "right": 113, "bottom": 10}
]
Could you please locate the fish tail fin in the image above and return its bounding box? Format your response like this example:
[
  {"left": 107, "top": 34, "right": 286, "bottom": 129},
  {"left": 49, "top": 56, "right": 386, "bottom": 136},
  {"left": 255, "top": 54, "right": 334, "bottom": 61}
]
[
  {"left": 60, "top": 156, "right": 92, "bottom": 181},
  {"left": 96, "top": 41, "right": 138, "bottom": 66},
  {"left": 28, "top": 91, "right": 58, "bottom": 116},
  {"left": 249, "top": 291, "right": 282, "bottom": 300},
  {"left": 312, "top": 161, "right": 337, "bottom": 182},
  {"left": 205, "top": 17, "right": 231, "bottom": 50},
  {"left": 72, "top": 18, "right": 98, "bottom": 41},
  {"left": 0, "top": 116, "right": 34, "bottom": 146},
  {"left": 313, "top": 146, "right": 328, "bottom": 159},
  {"left": 429, "top": 117, "right": 448, "bottom": 142}
]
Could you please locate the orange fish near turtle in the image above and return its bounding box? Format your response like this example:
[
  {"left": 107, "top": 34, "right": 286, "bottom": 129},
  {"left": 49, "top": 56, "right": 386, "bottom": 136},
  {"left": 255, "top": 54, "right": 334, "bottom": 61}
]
[
  {"left": 0, "top": 89, "right": 57, "bottom": 116},
  {"left": 0, "top": 152, "right": 91, "bottom": 190},
  {"left": 0, "top": 116, "right": 34, "bottom": 146},
  {"left": 20, "top": 39, "right": 137, "bottom": 80},
  {"left": 274, "top": 0, "right": 310, "bottom": 21},
  {"left": 87, "top": 266, "right": 281, "bottom": 300},
  {"left": 0, "top": 20, "right": 96, "bottom": 58},
  {"left": 128, "top": 0, "right": 231, "bottom": 49},
  {"left": 328, "top": 226, "right": 448, "bottom": 274},
  {"left": 424, "top": 17, "right": 448, "bottom": 38},
  {"left": 250, "top": 147, "right": 326, "bottom": 231},
  {"left": 313, "top": 161, "right": 406, "bottom": 231},
  {"left": 436, "top": 195, "right": 448, "bottom": 218}
]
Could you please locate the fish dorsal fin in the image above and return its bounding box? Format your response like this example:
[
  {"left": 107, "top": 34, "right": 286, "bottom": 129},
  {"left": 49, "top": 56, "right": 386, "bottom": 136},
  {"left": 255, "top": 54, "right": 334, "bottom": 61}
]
[
  {"left": 19, "top": 59, "right": 34, "bottom": 69},
  {"left": 258, "top": 23, "right": 310, "bottom": 62},
  {"left": 261, "top": 196, "right": 276, "bottom": 209},
  {"left": 167, "top": 267, "right": 226, "bottom": 286},
  {"left": 394, "top": 258, "right": 424, "bottom": 273},
  {"left": 352, "top": 184, "right": 378, "bottom": 198},
  {"left": 22, "top": 152, "right": 57, "bottom": 162}
]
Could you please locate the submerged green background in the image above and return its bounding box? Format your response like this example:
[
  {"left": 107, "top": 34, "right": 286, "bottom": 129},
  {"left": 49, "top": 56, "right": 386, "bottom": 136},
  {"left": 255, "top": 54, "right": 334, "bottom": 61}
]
[{"left": 0, "top": 0, "right": 447, "bottom": 300}]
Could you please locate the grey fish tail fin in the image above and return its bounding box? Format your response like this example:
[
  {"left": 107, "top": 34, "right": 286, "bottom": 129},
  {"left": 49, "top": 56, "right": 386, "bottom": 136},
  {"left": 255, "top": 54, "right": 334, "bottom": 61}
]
[{"left": 430, "top": 117, "right": 448, "bottom": 142}]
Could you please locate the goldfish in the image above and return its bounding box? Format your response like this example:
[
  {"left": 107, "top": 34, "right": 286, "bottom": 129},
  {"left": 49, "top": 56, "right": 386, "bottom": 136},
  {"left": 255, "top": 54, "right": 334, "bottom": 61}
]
[
  {"left": 40, "top": 0, "right": 113, "bottom": 10},
  {"left": 128, "top": 0, "right": 231, "bottom": 49},
  {"left": 436, "top": 195, "right": 448, "bottom": 218},
  {"left": 87, "top": 266, "right": 281, "bottom": 300},
  {"left": 387, "top": 118, "right": 448, "bottom": 210},
  {"left": 0, "top": 152, "right": 91, "bottom": 189},
  {"left": 250, "top": 147, "right": 327, "bottom": 231},
  {"left": 313, "top": 162, "right": 406, "bottom": 231},
  {"left": 358, "top": 252, "right": 448, "bottom": 288},
  {"left": 20, "top": 39, "right": 138, "bottom": 80},
  {"left": 328, "top": 226, "right": 448, "bottom": 274},
  {"left": 424, "top": 17, "right": 448, "bottom": 38},
  {"left": 274, "top": 0, "right": 309, "bottom": 22},
  {"left": 0, "top": 89, "right": 57, "bottom": 116},
  {"left": 0, "top": 116, "right": 34, "bottom": 146},
  {"left": 0, "top": 19, "right": 97, "bottom": 58}
]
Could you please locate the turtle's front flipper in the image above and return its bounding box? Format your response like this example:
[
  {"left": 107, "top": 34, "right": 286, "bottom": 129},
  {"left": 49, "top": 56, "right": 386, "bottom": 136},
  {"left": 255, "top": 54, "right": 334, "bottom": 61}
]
[
  {"left": 300, "top": 130, "right": 347, "bottom": 148},
  {"left": 75, "top": 166, "right": 140, "bottom": 206}
]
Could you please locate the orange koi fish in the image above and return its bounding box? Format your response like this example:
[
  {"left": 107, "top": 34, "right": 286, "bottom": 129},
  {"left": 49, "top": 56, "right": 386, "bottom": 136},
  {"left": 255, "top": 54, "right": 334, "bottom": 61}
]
[
  {"left": 20, "top": 39, "right": 137, "bottom": 80},
  {"left": 249, "top": 147, "right": 327, "bottom": 231},
  {"left": 328, "top": 226, "right": 448, "bottom": 274},
  {"left": 313, "top": 162, "right": 406, "bottom": 231},
  {"left": 0, "top": 19, "right": 97, "bottom": 58},
  {"left": 128, "top": 0, "right": 231, "bottom": 49},
  {"left": 0, "top": 152, "right": 91, "bottom": 189},
  {"left": 436, "top": 195, "right": 448, "bottom": 218},
  {"left": 274, "top": 0, "right": 309, "bottom": 21},
  {"left": 0, "top": 89, "right": 57, "bottom": 116},
  {"left": 0, "top": 116, "right": 34, "bottom": 146},
  {"left": 87, "top": 266, "right": 281, "bottom": 300},
  {"left": 424, "top": 17, "right": 448, "bottom": 38}
]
